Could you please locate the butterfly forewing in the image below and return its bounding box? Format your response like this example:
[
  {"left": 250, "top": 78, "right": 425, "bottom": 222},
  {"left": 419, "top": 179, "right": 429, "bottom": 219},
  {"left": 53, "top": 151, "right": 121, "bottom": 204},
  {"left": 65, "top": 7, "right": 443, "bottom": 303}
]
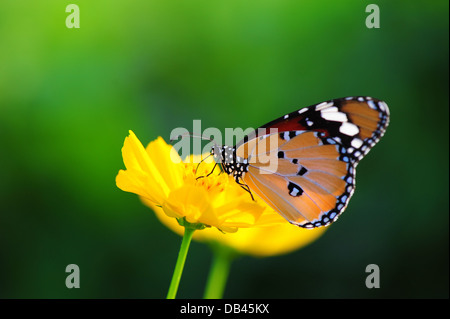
[
  {"left": 241, "top": 131, "right": 355, "bottom": 228},
  {"left": 259, "top": 96, "right": 389, "bottom": 164}
]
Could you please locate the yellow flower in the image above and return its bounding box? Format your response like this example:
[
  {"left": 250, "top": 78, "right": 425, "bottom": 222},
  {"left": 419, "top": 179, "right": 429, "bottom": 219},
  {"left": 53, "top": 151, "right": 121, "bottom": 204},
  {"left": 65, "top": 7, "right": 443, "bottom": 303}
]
[
  {"left": 117, "top": 131, "right": 326, "bottom": 256},
  {"left": 116, "top": 131, "right": 268, "bottom": 232}
]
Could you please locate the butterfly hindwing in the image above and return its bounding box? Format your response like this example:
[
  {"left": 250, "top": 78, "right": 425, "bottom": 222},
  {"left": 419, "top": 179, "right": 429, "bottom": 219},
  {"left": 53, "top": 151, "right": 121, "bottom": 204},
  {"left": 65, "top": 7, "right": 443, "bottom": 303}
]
[{"left": 241, "top": 131, "right": 355, "bottom": 228}]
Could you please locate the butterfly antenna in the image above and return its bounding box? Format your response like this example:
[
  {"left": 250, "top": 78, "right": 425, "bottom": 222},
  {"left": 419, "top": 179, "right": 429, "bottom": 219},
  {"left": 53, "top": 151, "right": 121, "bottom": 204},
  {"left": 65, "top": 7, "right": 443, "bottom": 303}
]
[
  {"left": 169, "top": 132, "right": 213, "bottom": 143},
  {"left": 169, "top": 132, "right": 219, "bottom": 179}
]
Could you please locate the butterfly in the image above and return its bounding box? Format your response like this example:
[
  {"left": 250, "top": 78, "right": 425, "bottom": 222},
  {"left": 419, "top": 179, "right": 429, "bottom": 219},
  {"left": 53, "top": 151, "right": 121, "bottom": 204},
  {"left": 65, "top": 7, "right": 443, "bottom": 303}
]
[{"left": 210, "top": 96, "right": 390, "bottom": 228}]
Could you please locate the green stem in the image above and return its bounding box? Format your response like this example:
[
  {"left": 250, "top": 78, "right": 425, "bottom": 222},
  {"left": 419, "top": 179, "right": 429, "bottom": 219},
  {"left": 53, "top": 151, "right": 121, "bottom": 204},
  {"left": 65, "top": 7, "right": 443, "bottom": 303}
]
[
  {"left": 166, "top": 226, "right": 196, "bottom": 299},
  {"left": 203, "top": 242, "right": 236, "bottom": 299}
]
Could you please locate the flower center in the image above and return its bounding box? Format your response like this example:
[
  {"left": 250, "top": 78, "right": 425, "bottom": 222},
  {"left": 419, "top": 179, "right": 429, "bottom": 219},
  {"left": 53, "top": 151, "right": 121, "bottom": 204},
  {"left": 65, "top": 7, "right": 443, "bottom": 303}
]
[{"left": 182, "top": 161, "right": 226, "bottom": 193}]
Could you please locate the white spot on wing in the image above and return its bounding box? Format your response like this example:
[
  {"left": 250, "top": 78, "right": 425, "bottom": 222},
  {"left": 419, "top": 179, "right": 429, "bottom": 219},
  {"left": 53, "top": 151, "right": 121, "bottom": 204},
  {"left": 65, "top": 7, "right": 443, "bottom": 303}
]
[
  {"left": 321, "top": 111, "right": 348, "bottom": 122},
  {"left": 367, "top": 100, "right": 377, "bottom": 110},
  {"left": 315, "top": 101, "right": 333, "bottom": 111},
  {"left": 320, "top": 106, "right": 338, "bottom": 113},
  {"left": 379, "top": 101, "right": 389, "bottom": 115},
  {"left": 351, "top": 138, "right": 363, "bottom": 149},
  {"left": 339, "top": 122, "right": 359, "bottom": 136}
]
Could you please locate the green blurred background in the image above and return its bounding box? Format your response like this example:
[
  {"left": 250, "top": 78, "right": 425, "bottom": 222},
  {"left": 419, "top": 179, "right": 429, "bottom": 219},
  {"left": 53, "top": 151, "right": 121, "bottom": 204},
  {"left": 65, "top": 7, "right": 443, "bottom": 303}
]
[{"left": 0, "top": 0, "right": 448, "bottom": 298}]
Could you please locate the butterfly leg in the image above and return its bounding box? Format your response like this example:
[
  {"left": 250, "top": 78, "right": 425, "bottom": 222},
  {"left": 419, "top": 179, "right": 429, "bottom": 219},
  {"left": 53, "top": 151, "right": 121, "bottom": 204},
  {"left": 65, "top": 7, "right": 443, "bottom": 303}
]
[
  {"left": 196, "top": 163, "right": 218, "bottom": 180},
  {"left": 236, "top": 178, "right": 255, "bottom": 201}
]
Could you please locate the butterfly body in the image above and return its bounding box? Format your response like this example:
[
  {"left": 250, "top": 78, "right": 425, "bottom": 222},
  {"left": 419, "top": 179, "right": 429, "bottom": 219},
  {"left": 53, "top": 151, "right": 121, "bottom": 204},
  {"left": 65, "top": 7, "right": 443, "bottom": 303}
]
[{"left": 211, "top": 96, "right": 389, "bottom": 229}]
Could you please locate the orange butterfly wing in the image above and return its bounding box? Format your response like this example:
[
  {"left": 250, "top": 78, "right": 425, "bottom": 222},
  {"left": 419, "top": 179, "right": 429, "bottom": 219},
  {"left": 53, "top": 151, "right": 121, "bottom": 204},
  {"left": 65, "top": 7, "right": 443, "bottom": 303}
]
[
  {"left": 232, "top": 97, "right": 389, "bottom": 228},
  {"left": 241, "top": 131, "right": 354, "bottom": 228}
]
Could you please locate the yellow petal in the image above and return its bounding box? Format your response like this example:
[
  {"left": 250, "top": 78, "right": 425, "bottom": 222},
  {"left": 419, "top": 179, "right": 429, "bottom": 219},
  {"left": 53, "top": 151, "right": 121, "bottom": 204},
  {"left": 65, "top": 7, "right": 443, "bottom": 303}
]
[
  {"left": 116, "top": 168, "right": 164, "bottom": 204},
  {"left": 145, "top": 136, "right": 184, "bottom": 191},
  {"left": 253, "top": 206, "right": 288, "bottom": 227},
  {"left": 162, "top": 186, "right": 218, "bottom": 225},
  {"left": 214, "top": 200, "right": 265, "bottom": 228},
  {"left": 121, "top": 131, "right": 170, "bottom": 198},
  {"left": 210, "top": 223, "right": 326, "bottom": 257}
]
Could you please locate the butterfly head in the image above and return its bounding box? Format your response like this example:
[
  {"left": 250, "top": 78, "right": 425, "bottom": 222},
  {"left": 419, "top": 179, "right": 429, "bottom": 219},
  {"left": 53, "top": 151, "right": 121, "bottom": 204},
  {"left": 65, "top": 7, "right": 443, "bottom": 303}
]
[
  {"left": 210, "top": 145, "right": 223, "bottom": 164},
  {"left": 210, "top": 145, "right": 249, "bottom": 179}
]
